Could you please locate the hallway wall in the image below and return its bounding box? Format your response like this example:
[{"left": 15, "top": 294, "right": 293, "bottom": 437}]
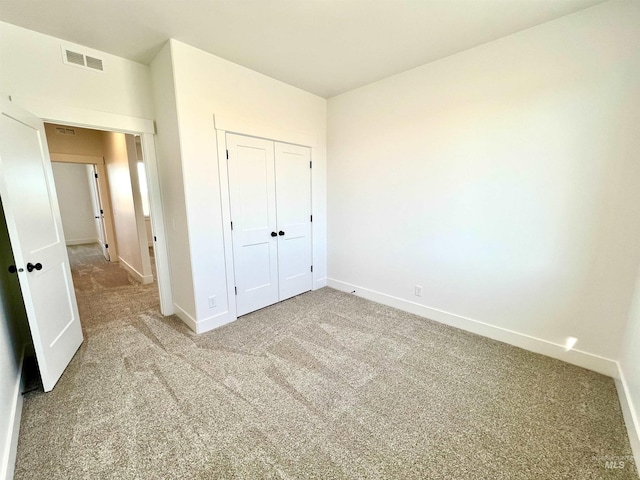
[
  {"left": 103, "top": 132, "right": 152, "bottom": 283},
  {"left": 51, "top": 163, "right": 98, "bottom": 245}
]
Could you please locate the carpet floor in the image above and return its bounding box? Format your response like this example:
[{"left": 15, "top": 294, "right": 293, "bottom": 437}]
[{"left": 14, "top": 244, "right": 638, "bottom": 479}]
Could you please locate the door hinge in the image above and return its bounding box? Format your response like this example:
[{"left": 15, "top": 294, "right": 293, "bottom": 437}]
[
  {"left": 310, "top": 215, "right": 313, "bottom": 222},
  {"left": 100, "top": 209, "right": 104, "bottom": 214},
  {"left": 226, "top": 150, "right": 229, "bottom": 160},
  {"left": 234, "top": 286, "right": 237, "bottom": 295},
  {"left": 105, "top": 243, "right": 109, "bottom": 248},
  {"left": 153, "top": 236, "right": 157, "bottom": 241},
  {"left": 310, "top": 161, "right": 312, "bottom": 169},
  {"left": 311, "top": 265, "right": 313, "bottom": 272},
  {"left": 94, "top": 173, "right": 98, "bottom": 179},
  {"left": 230, "top": 221, "right": 233, "bottom": 230}
]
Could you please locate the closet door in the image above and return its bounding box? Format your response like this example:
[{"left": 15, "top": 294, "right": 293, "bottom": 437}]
[
  {"left": 227, "top": 134, "right": 279, "bottom": 316},
  {"left": 275, "top": 142, "right": 312, "bottom": 300}
]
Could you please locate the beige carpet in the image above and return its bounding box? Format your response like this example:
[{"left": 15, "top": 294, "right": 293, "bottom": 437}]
[{"left": 14, "top": 244, "right": 638, "bottom": 479}]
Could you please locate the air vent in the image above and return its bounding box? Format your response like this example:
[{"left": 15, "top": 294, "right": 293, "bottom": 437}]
[
  {"left": 65, "top": 49, "right": 85, "bottom": 66},
  {"left": 61, "top": 46, "right": 104, "bottom": 72},
  {"left": 55, "top": 127, "right": 76, "bottom": 136},
  {"left": 85, "top": 56, "right": 103, "bottom": 71}
]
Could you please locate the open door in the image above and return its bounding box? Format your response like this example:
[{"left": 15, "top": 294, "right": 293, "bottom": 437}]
[
  {"left": 0, "top": 98, "right": 83, "bottom": 392},
  {"left": 89, "top": 164, "right": 109, "bottom": 261}
]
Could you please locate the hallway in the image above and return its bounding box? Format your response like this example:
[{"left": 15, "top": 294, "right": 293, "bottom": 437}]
[{"left": 67, "top": 243, "right": 159, "bottom": 333}]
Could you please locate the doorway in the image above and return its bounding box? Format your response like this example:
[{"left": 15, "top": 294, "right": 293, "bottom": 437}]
[
  {"left": 1, "top": 98, "right": 173, "bottom": 391},
  {"left": 46, "top": 123, "right": 161, "bottom": 325}
]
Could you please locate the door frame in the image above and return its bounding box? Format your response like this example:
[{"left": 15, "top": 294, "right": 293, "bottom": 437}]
[
  {"left": 213, "top": 114, "right": 318, "bottom": 322},
  {"left": 89, "top": 164, "right": 110, "bottom": 261},
  {"left": 9, "top": 97, "right": 173, "bottom": 315},
  {"left": 49, "top": 153, "right": 117, "bottom": 262}
]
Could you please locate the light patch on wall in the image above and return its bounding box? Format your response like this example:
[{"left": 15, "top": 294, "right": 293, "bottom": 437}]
[
  {"left": 137, "top": 162, "right": 150, "bottom": 217},
  {"left": 565, "top": 336, "right": 578, "bottom": 351}
]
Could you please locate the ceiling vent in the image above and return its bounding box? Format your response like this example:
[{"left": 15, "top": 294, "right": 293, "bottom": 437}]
[{"left": 61, "top": 46, "right": 104, "bottom": 72}]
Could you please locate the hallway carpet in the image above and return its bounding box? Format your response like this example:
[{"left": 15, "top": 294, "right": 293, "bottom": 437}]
[{"left": 14, "top": 245, "right": 638, "bottom": 478}]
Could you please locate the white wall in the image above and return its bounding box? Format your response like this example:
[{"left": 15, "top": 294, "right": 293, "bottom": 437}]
[
  {"left": 0, "top": 199, "right": 28, "bottom": 480},
  {"left": 327, "top": 1, "right": 640, "bottom": 372},
  {"left": 51, "top": 163, "right": 99, "bottom": 245},
  {"left": 0, "top": 21, "right": 158, "bottom": 282},
  {"left": 149, "top": 42, "right": 195, "bottom": 321},
  {"left": 0, "top": 22, "right": 153, "bottom": 119},
  {"left": 103, "top": 131, "right": 152, "bottom": 283},
  {"left": 152, "top": 40, "right": 327, "bottom": 331}
]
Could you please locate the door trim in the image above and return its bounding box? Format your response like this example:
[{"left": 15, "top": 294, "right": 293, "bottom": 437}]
[
  {"left": 8, "top": 96, "right": 173, "bottom": 316},
  {"left": 50, "top": 153, "right": 117, "bottom": 262}
]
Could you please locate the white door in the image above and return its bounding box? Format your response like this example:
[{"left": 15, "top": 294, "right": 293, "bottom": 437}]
[
  {"left": 227, "top": 133, "right": 279, "bottom": 316},
  {"left": 0, "top": 98, "right": 83, "bottom": 392},
  {"left": 88, "top": 165, "right": 109, "bottom": 261},
  {"left": 275, "top": 142, "right": 312, "bottom": 300}
]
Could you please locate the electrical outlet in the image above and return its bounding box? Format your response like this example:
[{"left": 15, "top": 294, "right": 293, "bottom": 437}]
[
  {"left": 414, "top": 285, "right": 423, "bottom": 297},
  {"left": 208, "top": 295, "right": 216, "bottom": 308}
]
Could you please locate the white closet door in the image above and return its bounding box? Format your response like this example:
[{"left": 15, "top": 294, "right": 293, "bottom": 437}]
[
  {"left": 227, "top": 134, "right": 279, "bottom": 316},
  {"left": 275, "top": 142, "right": 312, "bottom": 301}
]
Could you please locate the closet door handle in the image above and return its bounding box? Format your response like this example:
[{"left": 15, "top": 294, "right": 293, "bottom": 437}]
[
  {"left": 270, "top": 232, "right": 277, "bottom": 237},
  {"left": 278, "top": 231, "right": 285, "bottom": 236}
]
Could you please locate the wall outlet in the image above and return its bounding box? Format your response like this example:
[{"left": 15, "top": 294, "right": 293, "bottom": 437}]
[
  {"left": 208, "top": 295, "right": 216, "bottom": 308},
  {"left": 414, "top": 285, "right": 423, "bottom": 297}
]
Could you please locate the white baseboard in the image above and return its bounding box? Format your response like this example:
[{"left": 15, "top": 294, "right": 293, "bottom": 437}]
[
  {"left": 314, "top": 277, "right": 327, "bottom": 290},
  {"left": 118, "top": 256, "right": 154, "bottom": 285},
  {"left": 616, "top": 365, "right": 640, "bottom": 469},
  {"left": 174, "top": 303, "right": 233, "bottom": 334},
  {"left": 327, "top": 278, "right": 618, "bottom": 377},
  {"left": 65, "top": 238, "right": 99, "bottom": 246},
  {"left": 173, "top": 303, "right": 197, "bottom": 332},
  {"left": 1, "top": 345, "right": 25, "bottom": 480}
]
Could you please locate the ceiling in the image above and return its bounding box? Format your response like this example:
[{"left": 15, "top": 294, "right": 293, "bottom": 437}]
[{"left": 0, "top": 0, "right": 607, "bottom": 98}]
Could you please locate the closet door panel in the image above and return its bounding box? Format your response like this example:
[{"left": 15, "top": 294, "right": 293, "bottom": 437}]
[
  {"left": 275, "top": 142, "right": 312, "bottom": 301},
  {"left": 227, "top": 134, "right": 278, "bottom": 316}
]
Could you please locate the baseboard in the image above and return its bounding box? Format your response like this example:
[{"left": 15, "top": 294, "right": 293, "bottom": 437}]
[
  {"left": 118, "top": 256, "right": 154, "bottom": 285},
  {"left": 173, "top": 303, "right": 197, "bottom": 332},
  {"left": 173, "top": 304, "right": 233, "bottom": 334},
  {"left": 314, "top": 277, "right": 327, "bottom": 290},
  {"left": 1, "top": 344, "right": 26, "bottom": 480},
  {"left": 327, "top": 279, "right": 618, "bottom": 377},
  {"left": 616, "top": 365, "right": 640, "bottom": 468},
  {"left": 65, "top": 238, "right": 99, "bottom": 246}
]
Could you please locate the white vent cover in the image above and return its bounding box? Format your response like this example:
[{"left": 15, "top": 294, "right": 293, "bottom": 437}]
[{"left": 61, "top": 46, "right": 104, "bottom": 72}]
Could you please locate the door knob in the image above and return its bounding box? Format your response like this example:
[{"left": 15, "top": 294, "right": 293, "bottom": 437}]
[
  {"left": 271, "top": 232, "right": 277, "bottom": 237},
  {"left": 27, "top": 262, "right": 42, "bottom": 272},
  {"left": 278, "top": 231, "right": 285, "bottom": 236}
]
